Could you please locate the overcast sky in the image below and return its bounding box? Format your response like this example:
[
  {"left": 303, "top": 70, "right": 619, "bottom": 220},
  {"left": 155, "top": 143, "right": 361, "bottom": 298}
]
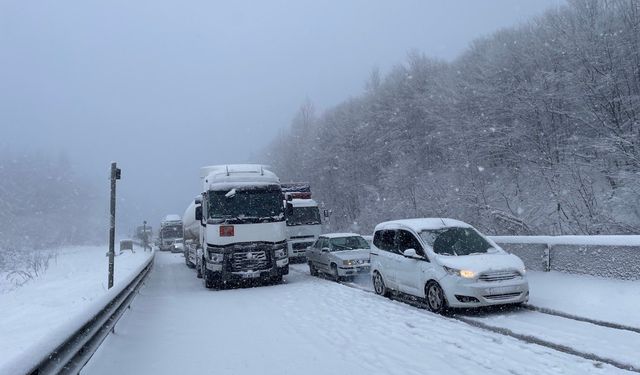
[{"left": 0, "top": 0, "right": 562, "bottom": 232}]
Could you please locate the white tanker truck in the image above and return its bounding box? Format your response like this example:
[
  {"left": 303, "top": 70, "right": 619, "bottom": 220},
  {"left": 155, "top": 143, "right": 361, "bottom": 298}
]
[{"left": 183, "top": 199, "right": 200, "bottom": 269}]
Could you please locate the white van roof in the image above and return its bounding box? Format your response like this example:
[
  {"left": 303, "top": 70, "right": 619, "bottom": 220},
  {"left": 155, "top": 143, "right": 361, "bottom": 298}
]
[{"left": 374, "top": 218, "right": 471, "bottom": 233}]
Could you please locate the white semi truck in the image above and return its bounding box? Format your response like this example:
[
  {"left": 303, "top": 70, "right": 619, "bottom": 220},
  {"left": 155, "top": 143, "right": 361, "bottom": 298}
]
[
  {"left": 193, "top": 164, "right": 289, "bottom": 288},
  {"left": 282, "top": 183, "right": 323, "bottom": 261},
  {"left": 158, "top": 214, "right": 183, "bottom": 252}
]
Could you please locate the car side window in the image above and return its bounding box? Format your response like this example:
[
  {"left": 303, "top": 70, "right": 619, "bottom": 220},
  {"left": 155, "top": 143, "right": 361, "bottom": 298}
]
[
  {"left": 373, "top": 229, "right": 397, "bottom": 253},
  {"left": 319, "top": 238, "right": 328, "bottom": 249},
  {"left": 396, "top": 230, "right": 424, "bottom": 256}
]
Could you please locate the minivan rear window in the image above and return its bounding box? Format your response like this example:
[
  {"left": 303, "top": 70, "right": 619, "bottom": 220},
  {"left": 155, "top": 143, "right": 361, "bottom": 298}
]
[{"left": 373, "top": 230, "right": 396, "bottom": 251}]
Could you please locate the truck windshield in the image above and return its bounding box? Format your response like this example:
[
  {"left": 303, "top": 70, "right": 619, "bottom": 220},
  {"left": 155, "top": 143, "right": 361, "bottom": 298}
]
[
  {"left": 208, "top": 186, "right": 284, "bottom": 222},
  {"left": 161, "top": 225, "right": 182, "bottom": 239},
  {"left": 419, "top": 227, "right": 492, "bottom": 256},
  {"left": 287, "top": 207, "right": 321, "bottom": 226}
]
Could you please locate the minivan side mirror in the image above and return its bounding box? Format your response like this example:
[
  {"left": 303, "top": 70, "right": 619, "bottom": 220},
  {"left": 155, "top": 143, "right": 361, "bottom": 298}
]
[{"left": 403, "top": 248, "right": 420, "bottom": 259}]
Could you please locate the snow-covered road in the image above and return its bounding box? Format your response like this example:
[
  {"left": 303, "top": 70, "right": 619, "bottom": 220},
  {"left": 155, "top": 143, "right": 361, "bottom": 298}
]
[{"left": 82, "top": 252, "right": 633, "bottom": 374}]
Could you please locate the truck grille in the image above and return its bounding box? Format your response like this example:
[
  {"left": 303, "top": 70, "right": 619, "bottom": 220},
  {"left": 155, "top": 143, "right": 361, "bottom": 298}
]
[
  {"left": 230, "top": 250, "right": 270, "bottom": 272},
  {"left": 479, "top": 270, "right": 521, "bottom": 282}
]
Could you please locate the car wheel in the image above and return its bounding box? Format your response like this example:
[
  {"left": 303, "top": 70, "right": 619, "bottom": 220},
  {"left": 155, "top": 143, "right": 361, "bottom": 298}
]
[
  {"left": 372, "top": 271, "right": 390, "bottom": 297},
  {"left": 308, "top": 261, "right": 318, "bottom": 276},
  {"left": 330, "top": 263, "right": 340, "bottom": 282},
  {"left": 426, "top": 281, "right": 448, "bottom": 314}
]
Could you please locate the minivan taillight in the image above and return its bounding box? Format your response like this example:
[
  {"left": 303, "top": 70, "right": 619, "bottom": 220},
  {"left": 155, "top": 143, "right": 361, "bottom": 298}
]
[{"left": 219, "top": 225, "right": 234, "bottom": 237}]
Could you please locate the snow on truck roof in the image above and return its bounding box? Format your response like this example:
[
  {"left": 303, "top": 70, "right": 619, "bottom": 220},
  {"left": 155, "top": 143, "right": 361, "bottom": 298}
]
[
  {"left": 201, "top": 164, "right": 280, "bottom": 191},
  {"left": 163, "top": 214, "right": 181, "bottom": 222},
  {"left": 375, "top": 218, "right": 472, "bottom": 233},
  {"left": 290, "top": 199, "right": 318, "bottom": 207}
]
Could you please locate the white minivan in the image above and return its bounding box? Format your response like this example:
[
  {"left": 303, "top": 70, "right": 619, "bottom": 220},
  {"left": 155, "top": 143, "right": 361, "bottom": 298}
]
[{"left": 370, "top": 218, "right": 528, "bottom": 313}]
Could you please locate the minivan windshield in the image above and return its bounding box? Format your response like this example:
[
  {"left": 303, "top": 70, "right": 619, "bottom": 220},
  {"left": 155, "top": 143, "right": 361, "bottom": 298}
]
[
  {"left": 419, "top": 227, "right": 492, "bottom": 256},
  {"left": 329, "top": 236, "right": 370, "bottom": 251}
]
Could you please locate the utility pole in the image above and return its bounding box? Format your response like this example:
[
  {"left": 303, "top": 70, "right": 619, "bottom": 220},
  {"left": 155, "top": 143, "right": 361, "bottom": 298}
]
[
  {"left": 108, "top": 162, "right": 121, "bottom": 289},
  {"left": 143, "top": 220, "right": 148, "bottom": 251}
]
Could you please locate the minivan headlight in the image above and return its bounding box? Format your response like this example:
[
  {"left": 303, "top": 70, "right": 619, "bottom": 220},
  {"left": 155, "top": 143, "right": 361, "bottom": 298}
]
[{"left": 443, "top": 266, "right": 476, "bottom": 279}]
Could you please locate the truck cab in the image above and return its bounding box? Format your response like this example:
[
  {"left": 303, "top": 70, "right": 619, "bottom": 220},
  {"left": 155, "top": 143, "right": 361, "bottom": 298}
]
[
  {"left": 196, "top": 165, "right": 289, "bottom": 289},
  {"left": 159, "top": 215, "right": 183, "bottom": 252},
  {"left": 285, "top": 198, "right": 322, "bottom": 261}
]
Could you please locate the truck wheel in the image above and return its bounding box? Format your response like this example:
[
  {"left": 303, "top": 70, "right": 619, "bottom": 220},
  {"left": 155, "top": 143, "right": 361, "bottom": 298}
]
[
  {"left": 204, "top": 273, "right": 215, "bottom": 289},
  {"left": 196, "top": 257, "right": 204, "bottom": 279},
  {"left": 271, "top": 275, "right": 283, "bottom": 284},
  {"left": 308, "top": 261, "right": 318, "bottom": 276}
]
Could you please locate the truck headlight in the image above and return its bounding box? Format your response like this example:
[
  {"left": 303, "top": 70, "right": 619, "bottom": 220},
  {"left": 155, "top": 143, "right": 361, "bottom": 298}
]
[
  {"left": 208, "top": 252, "right": 224, "bottom": 263},
  {"left": 275, "top": 248, "right": 287, "bottom": 259},
  {"left": 443, "top": 266, "right": 476, "bottom": 279}
]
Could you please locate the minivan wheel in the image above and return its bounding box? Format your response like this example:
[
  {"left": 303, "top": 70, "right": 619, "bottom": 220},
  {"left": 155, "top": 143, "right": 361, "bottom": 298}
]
[
  {"left": 426, "top": 281, "right": 447, "bottom": 314},
  {"left": 373, "top": 271, "right": 390, "bottom": 297}
]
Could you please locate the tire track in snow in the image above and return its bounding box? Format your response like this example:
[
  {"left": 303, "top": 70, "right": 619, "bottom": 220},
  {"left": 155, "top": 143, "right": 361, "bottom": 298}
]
[{"left": 290, "top": 266, "right": 640, "bottom": 373}]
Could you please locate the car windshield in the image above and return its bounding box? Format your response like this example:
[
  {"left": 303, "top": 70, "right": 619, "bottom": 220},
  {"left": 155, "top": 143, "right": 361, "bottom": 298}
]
[
  {"left": 329, "top": 236, "right": 370, "bottom": 251},
  {"left": 208, "top": 185, "right": 284, "bottom": 221},
  {"left": 287, "top": 206, "right": 321, "bottom": 226},
  {"left": 419, "top": 227, "right": 492, "bottom": 256}
]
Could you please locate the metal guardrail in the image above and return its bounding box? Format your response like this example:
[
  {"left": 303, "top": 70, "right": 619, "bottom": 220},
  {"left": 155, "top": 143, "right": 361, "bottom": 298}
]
[{"left": 24, "top": 255, "right": 154, "bottom": 375}]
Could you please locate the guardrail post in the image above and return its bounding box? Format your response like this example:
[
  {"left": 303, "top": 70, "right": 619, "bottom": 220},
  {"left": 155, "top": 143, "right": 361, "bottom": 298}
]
[{"left": 543, "top": 244, "right": 551, "bottom": 272}]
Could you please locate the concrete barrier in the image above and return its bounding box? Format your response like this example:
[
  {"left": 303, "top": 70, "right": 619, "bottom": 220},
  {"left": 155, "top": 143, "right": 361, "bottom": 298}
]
[{"left": 489, "top": 236, "right": 640, "bottom": 280}]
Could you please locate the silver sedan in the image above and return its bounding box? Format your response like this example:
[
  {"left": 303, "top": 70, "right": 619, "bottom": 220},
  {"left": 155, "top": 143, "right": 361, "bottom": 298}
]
[{"left": 306, "top": 233, "right": 370, "bottom": 280}]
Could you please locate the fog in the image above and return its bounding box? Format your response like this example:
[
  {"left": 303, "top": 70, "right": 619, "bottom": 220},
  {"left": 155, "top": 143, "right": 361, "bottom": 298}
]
[{"left": 0, "top": 0, "right": 561, "bottom": 235}]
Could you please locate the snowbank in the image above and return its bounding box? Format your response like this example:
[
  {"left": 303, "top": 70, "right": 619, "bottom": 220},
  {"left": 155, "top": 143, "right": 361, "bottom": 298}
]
[{"left": 0, "top": 246, "right": 153, "bottom": 374}]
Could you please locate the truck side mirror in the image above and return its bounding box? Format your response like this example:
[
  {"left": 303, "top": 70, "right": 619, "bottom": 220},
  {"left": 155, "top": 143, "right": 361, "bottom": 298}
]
[
  {"left": 285, "top": 203, "right": 293, "bottom": 216},
  {"left": 195, "top": 206, "right": 202, "bottom": 221}
]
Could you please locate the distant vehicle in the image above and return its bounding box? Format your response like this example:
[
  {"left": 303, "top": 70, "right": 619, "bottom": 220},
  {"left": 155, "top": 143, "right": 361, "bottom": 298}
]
[
  {"left": 183, "top": 199, "right": 200, "bottom": 269},
  {"left": 370, "top": 218, "right": 529, "bottom": 314},
  {"left": 159, "top": 215, "right": 183, "bottom": 251},
  {"left": 171, "top": 238, "right": 184, "bottom": 253},
  {"left": 194, "top": 164, "right": 289, "bottom": 288},
  {"left": 282, "top": 182, "right": 322, "bottom": 262},
  {"left": 306, "top": 233, "right": 370, "bottom": 280}
]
